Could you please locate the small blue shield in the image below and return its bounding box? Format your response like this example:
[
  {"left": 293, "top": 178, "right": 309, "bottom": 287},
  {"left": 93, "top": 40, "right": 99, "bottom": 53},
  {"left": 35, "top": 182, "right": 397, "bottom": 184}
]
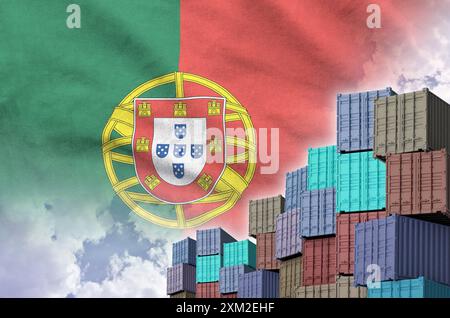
[
  {"left": 156, "top": 144, "right": 169, "bottom": 158},
  {"left": 174, "top": 124, "right": 187, "bottom": 139},
  {"left": 173, "top": 163, "right": 185, "bottom": 179},
  {"left": 191, "top": 144, "right": 203, "bottom": 159},
  {"left": 173, "top": 144, "right": 186, "bottom": 158}
]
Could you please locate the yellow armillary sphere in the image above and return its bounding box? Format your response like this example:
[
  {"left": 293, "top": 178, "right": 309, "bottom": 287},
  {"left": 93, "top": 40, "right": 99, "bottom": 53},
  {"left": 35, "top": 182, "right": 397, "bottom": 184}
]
[{"left": 102, "top": 72, "right": 256, "bottom": 228}]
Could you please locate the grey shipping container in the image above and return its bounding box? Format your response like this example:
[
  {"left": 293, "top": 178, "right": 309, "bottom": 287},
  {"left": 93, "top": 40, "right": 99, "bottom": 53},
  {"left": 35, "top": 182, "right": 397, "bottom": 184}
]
[
  {"left": 166, "top": 263, "right": 196, "bottom": 295},
  {"left": 238, "top": 270, "right": 279, "bottom": 298},
  {"left": 300, "top": 188, "right": 336, "bottom": 238},
  {"left": 337, "top": 87, "right": 396, "bottom": 153},
  {"left": 275, "top": 209, "right": 302, "bottom": 260},
  {"left": 285, "top": 166, "right": 308, "bottom": 212},
  {"left": 219, "top": 265, "right": 254, "bottom": 294},
  {"left": 279, "top": 256, "right": 302, "bottom": 298},
  {"left": 196, "top": 228, "right": 236, "bottom": 256},
  {"left": 249, "top": 195, "right": 285, "bottom": 237},
  {"left": 374, "top": 88, "right": 450, "bottom": 159},
  {"left": 170, "top": 291, "right": 196, "bottom": 298},
  {"left": 354, "top": 215, "right": 450, "bottom": 287},
  {"left": 172, "top": 237, "right": 196, "bottom": 266},
  {"left": 295, "top": 276, "right": 367, "bottom": 298}
]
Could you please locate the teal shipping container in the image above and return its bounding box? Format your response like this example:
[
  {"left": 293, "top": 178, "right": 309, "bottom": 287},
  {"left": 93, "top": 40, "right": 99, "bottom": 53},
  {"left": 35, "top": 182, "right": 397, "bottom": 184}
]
[
  {"left": 223, "top": 240, "right": 256, "bottom": 268},
  {"left": 336, "top": 151, "right": 385, "bottom": 212},
  {"left": 307, "top": 145, "right": 337, "bottom": 190},
  {"left": 196, "top": 255, "right": 222, "bottom": 283},
  {"left": 368, "top": 277, "right": 450, "bottom": 298}
]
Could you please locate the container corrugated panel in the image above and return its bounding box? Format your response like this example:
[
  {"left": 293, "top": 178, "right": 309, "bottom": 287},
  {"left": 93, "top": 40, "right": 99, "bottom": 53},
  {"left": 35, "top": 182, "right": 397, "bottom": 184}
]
[
  {"left": 285, "top": 166, "right": 308, "bottom": 212},
  {"left": 256, "top": 233, "right": 280, "bottom": 270},
  {"left": 354, "top": 215, "right": 450, "bottom": 286},
  {"left": 295, "top": 276, "right": 367, "bottom": 298},
  {"left": 307, "top": 145, "right": 337, "bottom": 190},
  {"left": 302, "top": 236, "right": 336, "bottom": 286},
  {"left": 196, "top": 255, "right": 222, "bottom": 283},
  {"left": 336, "top": 211, "right": 389, "bottom": 275},
  {"left": 337, "top": 87, "right": 396, "bottom": 153},
  {"left": 238, "top": 270, "right": 279, "bottom": 298},
  {"left": 170, "top": 291, "right": 196, "bottom": 298},
  {"left": 223, "top": 240, "right": 256, "bottom": 268},
  {"left": 368, "top": 277, "right": 450, "bottom": 298},
  {"left": 386, "top": 149, "right": 450, "bottom": 223},
  {"left": 336, "top": 151, "right": 386, "bottom": 212},
  {"left": 196, "top": 282, "right": 220, "bottom": 298},
  {"left": 172, "top": 237, "right": 196, "bottom": 266},
  {"left": 300, "top": 188, "right": 336, "bottom": 238},
  {"left": 249, "top": 195, "right": 285, "bottom": 237},
  {"left": 219, "top": 265, "right": 254, "bottom": 294},
  {"left": 196, "top": 228, "right": 236, "bottom": 256},
  {"left": 275, "top": 209, "right": 302, "bottom": 259},
  {"left": 279, "top": 256, "right": 302, "bottom": 298},
  {"left": 166, "top": 263, "right": 196, "bottom": 295},
  {"left": 220, "top": 293, "right": 238, "bottom": 298},
  {"left": 374, "top": 88, "right": 450, "bottom": 159}
]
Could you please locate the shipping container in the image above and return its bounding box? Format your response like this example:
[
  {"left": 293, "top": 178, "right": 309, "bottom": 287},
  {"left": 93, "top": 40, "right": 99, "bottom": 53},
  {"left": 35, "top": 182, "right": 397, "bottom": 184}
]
[
  {"left": 295, "top": 276, "right": 367, "bottom": 298},
  {"left": 336, "top": 211, "right": 389, "bottom": 275},
  {"left": 275, "top": 209, "right": 302, "bottom": 259},
  {"left": 337, "top": 87, "right": 396, "bottom": 153},
  {"left": 220, "top": 293, "right": 238, "bottom": 298},
  {"left": 336, "top": 151, "right": 386, "bottom": 212},
  {"left": 219, "top": 265, "right": 254, "bottom": 294},
  {"left": 368, "top": 277, "right": 450, "bottom": 298},
  {"left": 170, "top": 291, "right": 196, "bottom": 298},
  {"left": 196, "top": 282, "right": 220, "bottom": 298},
  {"left": 279, "top": 256, "right": 302, "bottom": 298},
  {"left": 196, "top": 228, "right": 236, "bottom": 256},
  {"left": 307, "top": 145, "right": 337, "bottom": 190},
  {"left": 302, "top": 236, "right": 336, "bottom": 286},
  {"left": 300, "top": 188, "right": 336, "bottom": 238},
  {"left": 166, "top": 263, "right": 196, "bottom": 295},
  {"left": 238, "top": 270, "right": 279, "bottom": 298},
  {"left": 223, "top": 240, "right": 256, "bottom": 268},
  {"left": 249, "top": 195, "right": 285, "bottom": 237},
  {"left": 256, "top": 233, "right": 280, "bottom": 270},
  {"left": 196, "top": 255, "right": 222, "bottom": 283},
  {"left": 386, "top": 149, "right": 450, "bottom": 223},
  {"left": 172, "top": 237, "right": 196, "bottom": 266},
  {"left": 285, "top": 166, "right": 308, "bottom": 212},
  {"left": 354, "top": 215, "right": 450, "bottom": 286},
  {"left": 374, "top": 88, "right": 450, "bottom": 159}
]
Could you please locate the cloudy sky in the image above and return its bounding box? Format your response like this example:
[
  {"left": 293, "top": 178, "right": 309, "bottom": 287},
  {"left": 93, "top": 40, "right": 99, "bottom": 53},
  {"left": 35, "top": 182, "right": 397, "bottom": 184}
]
[{"left": 1, "top": 1, "right": 450, "bottom": 298}]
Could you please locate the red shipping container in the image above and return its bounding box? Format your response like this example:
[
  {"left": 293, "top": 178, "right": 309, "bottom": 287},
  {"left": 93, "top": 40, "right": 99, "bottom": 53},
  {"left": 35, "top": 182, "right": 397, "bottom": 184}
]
[
  {"left": 386, "top": 149, "right": 450, "bottom": 224},
  {"left": 196, "top": 282, "right": 220, "bottom": 298},
  {"left": 256, "top": 233, "right": 280, "bottom": 270},
  {"left": 302, "top": 236, "right": 336, "bottom": 286},
  {"left": 336, "top": 211, "right": 389, "bottom": 275},
  {"left": 221, "top": 293, "right": 237, "bottom": 298}
]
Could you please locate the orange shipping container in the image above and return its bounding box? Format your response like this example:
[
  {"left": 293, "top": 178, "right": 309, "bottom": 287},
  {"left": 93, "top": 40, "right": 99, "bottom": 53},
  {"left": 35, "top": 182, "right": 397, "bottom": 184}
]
[
  {"left": 196, "top": 282, "right": 220, "bottom": 298},
  {"left": 256, "top": 233, "right": 280, "bottom": 270},
  {"left": 302, "top": 236, "right": 336, "bottom": 286}
]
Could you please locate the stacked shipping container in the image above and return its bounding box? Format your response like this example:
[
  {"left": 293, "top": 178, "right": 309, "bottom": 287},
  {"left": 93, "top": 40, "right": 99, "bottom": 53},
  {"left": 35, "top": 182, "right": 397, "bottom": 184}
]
[{"left": 166, "top": 238, "right": 197, "bottom": 298}]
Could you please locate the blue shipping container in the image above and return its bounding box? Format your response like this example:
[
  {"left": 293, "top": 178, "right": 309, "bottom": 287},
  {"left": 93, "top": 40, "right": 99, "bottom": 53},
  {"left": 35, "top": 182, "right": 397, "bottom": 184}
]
[
  {"left": 354, "top": 215, "right": 450, "bottom": 287},
  {"left": 172, "top": 237, "right": 196, "bottom": 266},
  {"left": 223, "top": 240, "right": 256, "bottom": 268},
  {"left": 368, "top": 277, "right": 450, "bottom": 298},
  {"left": 196, "top": 254, "right": 222, "bottom": 283},
  {"left": 300, "top": 188, "right": 336, "bottom": 238},
  {"left": 197, "top": 228, "right": 236, "bottom": 256},
  {"left": 238, "top": 270, "right": 279, "bottom": 298},
  {"left": 275, "top": 209, "right": 302, "bottom": 259},
  {"left": 336, "top": 151, "right": 385, "bottom": 213},
  {"left": 307, "top": 146, "right": 337, "bottom": 190},
  {"left": 167, "top": 263, "right": 196, "bottom": 295},
  {"left": 337, "top": 87, "right": 396, "bottom": 153},
  {"left": 285, "top": 166, "right": 308, "bottom": 212},
  {"left": 219, "top": 265, "right": 254, "bottom": 294}
]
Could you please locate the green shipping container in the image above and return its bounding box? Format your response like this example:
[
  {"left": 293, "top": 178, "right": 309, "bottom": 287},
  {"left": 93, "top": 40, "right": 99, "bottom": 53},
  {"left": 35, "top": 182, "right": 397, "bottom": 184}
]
[
  {"left": 336, "top": 151, "right": 386, "bottom": 212},
  {"left": 223, "top": 240, "right": 256, "bottom": 268},
  {"left": 307, "top": 146, "right": 337, "bottom": 190},
  {"left": 368, "top": 277, "right": 450, "bottom": 298},
  {"left": 196, "top": 255, "right": 222, "bottom": 283}
]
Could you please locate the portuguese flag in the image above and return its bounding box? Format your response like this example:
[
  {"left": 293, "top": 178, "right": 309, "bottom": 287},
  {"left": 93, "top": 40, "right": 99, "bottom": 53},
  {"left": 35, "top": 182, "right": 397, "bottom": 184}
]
[{"left": 0, "top": 0, "right": 428, "bottom": 236}]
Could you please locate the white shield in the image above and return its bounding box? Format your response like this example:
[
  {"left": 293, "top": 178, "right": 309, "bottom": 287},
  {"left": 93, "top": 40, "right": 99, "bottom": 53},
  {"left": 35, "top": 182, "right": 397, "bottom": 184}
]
[{"left": 152, "top": 118, "right": 206, "bottom": 186}]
